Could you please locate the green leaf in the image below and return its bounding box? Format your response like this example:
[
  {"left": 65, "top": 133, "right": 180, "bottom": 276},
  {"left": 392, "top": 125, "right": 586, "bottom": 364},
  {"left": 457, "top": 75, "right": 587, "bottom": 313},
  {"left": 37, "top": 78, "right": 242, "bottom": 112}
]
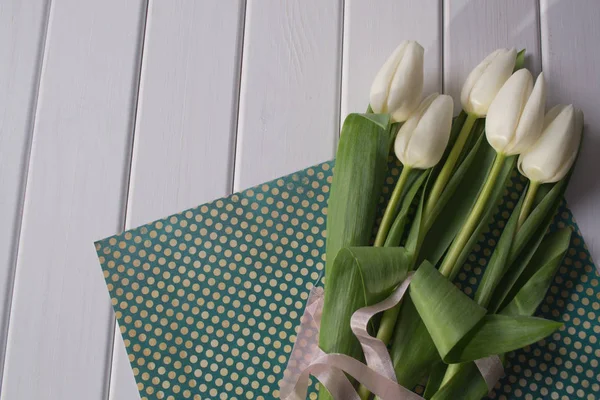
[
  {"left": 500, "top": 228, "right": 572, "bottom": 316},
  {"left": 318, "top": 247, "right": 410, "bottom": 395},
  {"left": 514, "top": 48, "right": 526, "bottom": 71},
  {"left": 409, "top": 263, "right": 561, "bottom": 364},
  {"left": 357, "top": 112, "right": 391, "bottom": 131},
  {"left": 488, "top": 178, "right": 568, "bottom": 313},
  {"left": 508, "top": 182, "right": 559, "bottom": 263},
  {"left": 445, "top": 314, "right": 562, "bottom": 363},
  {"left": 323, "top": 113, "right": 390, "bottom": 283},
  {"left": 447, "top": 154, "right": 517, "bottom": 281},
  {"left": 384, "top": 169, "right": 429, "bottom": 247},
  {"left": 474, "top": 192, "right": 524, "bottom": 307},
  {"left": 409, "top": 262, "right": 487, "bottom": 360},
  {"left": 402, "top": 115, "right": 475, "bottom": 260},
  {"left": 388, "top": 122, "right": 402, "bottom": 151},
  {"left": 423, "top": 362, "right": 448, "bottom": 399},
  {"left": 413, "top": 128, "right": 497, "bottom": 268},
  {"left": 429, "top": 362, "right": 487, "bottom": 400},
  {"left": 390, "top": 298, "right": 439, "bottom": 388}
]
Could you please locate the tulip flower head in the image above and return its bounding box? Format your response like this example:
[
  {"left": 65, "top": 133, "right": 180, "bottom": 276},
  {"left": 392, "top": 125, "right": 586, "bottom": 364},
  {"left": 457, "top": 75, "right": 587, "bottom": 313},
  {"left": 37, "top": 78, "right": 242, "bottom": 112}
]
[
  {"left": 394, "top": 93, "right": 454, "bottom": 169},
  {"left": 461, "top": 48, "right": 518, "bottom": 117},
  {"left": 370, "top": 40, "right": 424, "bottom": 123},
  {"left": 486, "top": 70, "right": 546, "bottom": 155},
  {"left": 518, "top": 105, "right": 583, "bottom": 183}
]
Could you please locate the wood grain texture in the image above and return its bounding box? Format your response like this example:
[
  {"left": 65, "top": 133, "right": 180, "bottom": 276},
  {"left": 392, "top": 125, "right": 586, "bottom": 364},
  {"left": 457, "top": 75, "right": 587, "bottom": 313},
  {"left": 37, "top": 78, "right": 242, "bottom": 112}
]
[
  {"left": 540, "top": 0, "right": 600, "bottom": 264},
  {"left": 0, "top": 0, "right": 49, "bottom": 383},
  {"left": 108, "top": 2, "right": 246, "bottom": 399},
  {"left": 234, "top": 0, "right": 343, "bottom": 191},
  {"left": 444, "top": 0, "right": 542, "bottom": 113},
  {"left": 341, "top": 0, "right": 442, "bottom": 118},
  {"left": 0, "top": 0, "right": 146, "bottom": 398}
]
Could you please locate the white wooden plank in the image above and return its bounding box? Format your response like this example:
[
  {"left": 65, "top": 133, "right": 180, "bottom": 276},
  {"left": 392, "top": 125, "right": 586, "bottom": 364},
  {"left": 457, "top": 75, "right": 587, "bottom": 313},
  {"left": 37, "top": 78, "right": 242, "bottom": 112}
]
[
  {"left": 0, "top": 0, "right": 49, "bottom": 383},
  {"left": 234, "top": 0, "right": 343, "bottom": 191},
  {"left": 540, "top": 0, "right": 600, "bottom": 263},
  {"left": 444, "top": 0, "right": 542, "bottom": 113},
  {"left": 0, "top": 0, "right": 146, "bottom": 398},
  {"left": 108, "top": 2, "right": 246, "bottom": 399},
  {"left": 342, "top": 0, "right": 442, "bottom": 118}
]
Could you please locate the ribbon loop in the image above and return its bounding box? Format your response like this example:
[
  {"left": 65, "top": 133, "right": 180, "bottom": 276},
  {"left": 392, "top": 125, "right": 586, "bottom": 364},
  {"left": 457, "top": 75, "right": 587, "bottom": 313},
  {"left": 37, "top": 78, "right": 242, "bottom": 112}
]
[{"left": 279, "top": 275, "right": 504, "bottom": 399}]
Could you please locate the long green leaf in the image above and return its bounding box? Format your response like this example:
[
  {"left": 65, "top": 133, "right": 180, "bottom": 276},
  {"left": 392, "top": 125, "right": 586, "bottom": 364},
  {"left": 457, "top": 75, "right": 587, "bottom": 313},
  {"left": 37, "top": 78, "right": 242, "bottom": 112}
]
[
  {"left": 446, "top": 314, "right": 562, "bottom": 363},
  {"left": 384, "top": 170, "right": 428, "bottom": 247},
  {"left": 413, "top": 127, "right": 493, "bottom": 267},
  {"left": 409, "top": 263, "right": 561, "bottom": 364},
  {"left": 391, "top": 298, "right": 439, "bottom": 388},
  {"left": 409, "top": 261, "right": 487, "bottom": 360},
  {"left": 429, "top": 362, "right": 488, "bottom": 400},
  {"left": 319, "top": 113, "right": 391, "bottom": 400},
  {"left": 488, "top": 178, "right": 568, "bottom": 312},
  {"left": 447, "top": 155, "right": 517, "bottom": 281},
  {"left": 423, "top": 362, "right": 448, "bottom": 399},
  {"left": 508, "top": 181, "right": 558, "bottom": 263},
  {"left": 324, "top": 113, "right": 390, "bottom": 283},
  {"left": 500, "top": 228, "right": 572, "bottom": 316},
  {"left": 318, "top": 247, "right": 410, "bottom": 396},
  {"left": 474, "top": 192, "right": 524, "bottom": 307},
  {"left": 402, "top": 115, "right": 476, "bottom": 259}
]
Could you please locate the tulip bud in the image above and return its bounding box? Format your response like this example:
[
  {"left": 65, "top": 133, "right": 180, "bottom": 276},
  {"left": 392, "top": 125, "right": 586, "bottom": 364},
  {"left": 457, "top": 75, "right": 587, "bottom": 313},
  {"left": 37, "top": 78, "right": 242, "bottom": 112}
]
[
  {"left": 461, "top": 48, "right": 518, "bottom": 116},
  {"left": 370, "top": 41, "right": 424, "bottom": 123},
  {"left": 394, "top": 93, "right": 454, "bottom": 169},
  {"left": 518, "top": 105, "right": 583, "bottom": 183},
  {"left": 485, "top": 70, "right": 546, "bottom": 155}
]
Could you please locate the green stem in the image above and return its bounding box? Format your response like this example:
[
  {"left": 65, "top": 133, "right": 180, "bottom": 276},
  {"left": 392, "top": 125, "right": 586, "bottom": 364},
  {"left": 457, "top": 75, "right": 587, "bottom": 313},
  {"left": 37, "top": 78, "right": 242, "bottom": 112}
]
[
  {"left": 375, "top": 301, "right": 402, "bottom": 345},
  {"left": 517, "top": 180, "right": 540, "bottom": 230},
  {"left": 424, "top": 113, "right": 478, "bottom": 219},
  {"left": 357, "top": 384, "right": 372, "bottom": 400},
  {"left": 357, "top": 168, "right": 413, "bottom": 400},
  {"left": 438, "top": 152, "right": 507, "bottom": 279},
  {"left": 374, "top": 166, "right": 413, "bottom": 247}
]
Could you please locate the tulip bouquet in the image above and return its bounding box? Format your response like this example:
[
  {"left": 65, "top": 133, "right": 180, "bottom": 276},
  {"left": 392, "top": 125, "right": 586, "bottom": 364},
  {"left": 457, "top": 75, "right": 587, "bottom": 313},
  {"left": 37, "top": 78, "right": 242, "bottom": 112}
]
[{"left": 313, "top": 41, "right": 584, "bottom": 400}]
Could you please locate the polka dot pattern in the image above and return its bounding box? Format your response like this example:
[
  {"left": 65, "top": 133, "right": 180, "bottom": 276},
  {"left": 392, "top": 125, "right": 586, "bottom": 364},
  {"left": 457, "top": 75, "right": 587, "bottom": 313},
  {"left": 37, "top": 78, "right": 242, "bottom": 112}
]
[{"left": 96, "top": 159, "right": 600, "bottom": 399}]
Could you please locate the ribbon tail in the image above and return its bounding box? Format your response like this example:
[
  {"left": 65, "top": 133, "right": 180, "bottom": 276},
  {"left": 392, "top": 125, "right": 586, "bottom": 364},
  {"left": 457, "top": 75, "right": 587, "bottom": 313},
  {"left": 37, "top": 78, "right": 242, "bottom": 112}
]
[
  {"left": 474, "top": 355, "right": 504, "bottom": 392},
  {"left": 350, "top": 273, "right": 413, "bottom": 382}
]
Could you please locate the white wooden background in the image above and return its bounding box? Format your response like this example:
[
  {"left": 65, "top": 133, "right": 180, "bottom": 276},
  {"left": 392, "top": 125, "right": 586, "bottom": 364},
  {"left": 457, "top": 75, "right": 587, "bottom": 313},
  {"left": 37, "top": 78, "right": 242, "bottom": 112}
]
[{"left": 0, "top": 1, "right": 598, "bottom": 399}]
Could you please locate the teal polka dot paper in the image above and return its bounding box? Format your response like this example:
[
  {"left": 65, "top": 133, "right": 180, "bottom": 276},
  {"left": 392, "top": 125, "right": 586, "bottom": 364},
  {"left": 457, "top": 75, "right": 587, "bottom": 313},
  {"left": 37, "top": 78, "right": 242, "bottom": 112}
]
[{"left": 95, "top": 159, "right": 600, "bottom": 400}]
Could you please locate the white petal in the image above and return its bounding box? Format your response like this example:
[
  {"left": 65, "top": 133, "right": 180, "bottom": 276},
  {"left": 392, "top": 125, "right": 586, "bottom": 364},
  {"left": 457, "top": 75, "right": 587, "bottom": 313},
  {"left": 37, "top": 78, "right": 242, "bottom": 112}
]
[
  {"left": 546, "top": 108, "right": 583, "bottom": 182},
  {"left": 388, "top": 42, "right": 424, "bottom": 122},
  {"left": 485, "top": 68, "right": 533, "bottom": 153},
  {"left": 394, "top": 92, "right": 435, "bottom": 164},
  {"left": 405, "top": 94, "right": 454, "bottom": 169},
  {"left": 518, "top": 105, "right": 576, "bottom": 182},
  {"left": 461, "top": 49, "right": 504, "bottom": 112},
  {"left": 369, "top": 42, "right": 408, "bottom": 113},
  {"left": 394, "top": 120, "right": 412, "bottom": 164},
  {"left": 542, "top": 104, "right": 568, "bottom": 130},
  {"left": 509, "top": 72, "right": 546, "bottom": 155},
  {"left": 467, "top": 48, "right": 517, "bottom": 116}
]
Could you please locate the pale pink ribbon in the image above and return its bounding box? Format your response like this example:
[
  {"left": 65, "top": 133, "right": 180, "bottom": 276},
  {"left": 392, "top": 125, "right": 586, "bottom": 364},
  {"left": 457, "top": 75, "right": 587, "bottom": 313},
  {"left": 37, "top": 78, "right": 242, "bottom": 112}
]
[{"left": 279, "top": 274, "right": 503, "bottom": 399}]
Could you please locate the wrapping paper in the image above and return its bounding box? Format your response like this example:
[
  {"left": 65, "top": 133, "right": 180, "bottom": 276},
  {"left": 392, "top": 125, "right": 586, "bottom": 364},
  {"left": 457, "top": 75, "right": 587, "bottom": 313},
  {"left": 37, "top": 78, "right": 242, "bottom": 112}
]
[{"left": 95, "top": 159, "right": 600, "bottom": 400}]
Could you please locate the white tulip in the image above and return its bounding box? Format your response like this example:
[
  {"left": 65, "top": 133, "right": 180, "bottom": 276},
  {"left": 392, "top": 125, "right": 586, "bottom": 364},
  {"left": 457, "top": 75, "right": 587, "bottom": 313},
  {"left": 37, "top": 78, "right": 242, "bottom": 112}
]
[
  {"left": 518, "top": 105, "right": 583, "bottom": 183},
  {"left": 486, "top": 70, "right": 546, "bottom": 155},
  {"left": 370, "top": 40, "right": 424, "bottom": 123},
  {"left": 461, "top": 48, "right": 518, "bottom": 116},
  {"left": 394, "top": 93, "right": 454, "bottom": 169}
]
